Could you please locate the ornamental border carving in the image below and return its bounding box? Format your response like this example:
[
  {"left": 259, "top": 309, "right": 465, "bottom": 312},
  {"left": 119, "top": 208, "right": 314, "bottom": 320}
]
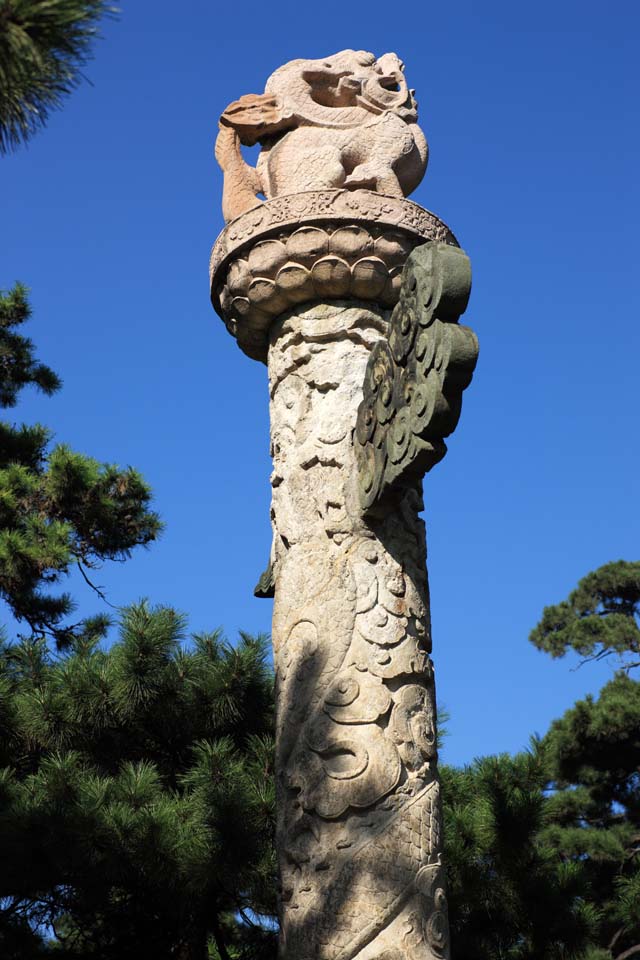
[{"left": 209, "top": 189, "right": 457, "bottom": 284}]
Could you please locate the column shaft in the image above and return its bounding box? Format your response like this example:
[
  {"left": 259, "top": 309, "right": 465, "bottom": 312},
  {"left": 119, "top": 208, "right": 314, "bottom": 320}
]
[{"left": 268, "top": 301, "right": 449, "bottom": 960}]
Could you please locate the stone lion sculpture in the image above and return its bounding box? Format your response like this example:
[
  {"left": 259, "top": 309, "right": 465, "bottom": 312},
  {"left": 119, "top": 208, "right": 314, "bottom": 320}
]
[{"left": 215, "top": 49, "right": 429, "bottom": 222}]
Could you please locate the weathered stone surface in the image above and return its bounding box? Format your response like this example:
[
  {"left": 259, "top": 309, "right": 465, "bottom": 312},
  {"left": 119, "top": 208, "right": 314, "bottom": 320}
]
[
  {"left": 268, "top": 302, "right": 448, "bottom": 959},
  {"left": 210, "top": 190, "right": 456, "bottom": 362},
  {"left": 215, "top": 50, "right": 428, "bottom": 223},
  {"left": 209, "top": 47, "right": 478, "bottom": 960}
]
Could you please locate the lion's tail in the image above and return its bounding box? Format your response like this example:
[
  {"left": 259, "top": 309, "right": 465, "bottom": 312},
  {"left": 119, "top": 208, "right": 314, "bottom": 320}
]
[{"left": 215, "top": 125, "right": 263, "bottom": 222}]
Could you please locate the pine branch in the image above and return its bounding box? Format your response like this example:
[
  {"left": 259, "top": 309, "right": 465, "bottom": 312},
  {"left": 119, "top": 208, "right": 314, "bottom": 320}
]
[
  {"left": 615, "top": 946, "right": 640, "bottom": 960},
  {"left": 611, "top": 926, "right": 626, "bottom": 952},
  {"left": 0, "top": 1, "right": 118, "bottom": 153},
  {"left": 76, "top": 560, "right": 117, "bottom": 609},
  {"left": 573, "top": 647, "right": 616, "bottom": 670}
]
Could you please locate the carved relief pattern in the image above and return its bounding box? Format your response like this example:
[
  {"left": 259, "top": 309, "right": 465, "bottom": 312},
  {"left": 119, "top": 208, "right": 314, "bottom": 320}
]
[
  {"left": 210, "top": 192, "right": 456, "bottom": 363},
  {"left": 209, "top": 44, "right": 478, "bottom": 960},
  {"left": 355, "top": 242, "right": 479, "bottom": 510},
  {"left": 214, "top": 50, "right": 429, "bottom": 223},
  {"left": 210, "top": 190, "right": 455, "bottom": 276},
  {"left": 268, "top": 301, "right": 450, "bottom": 959}
]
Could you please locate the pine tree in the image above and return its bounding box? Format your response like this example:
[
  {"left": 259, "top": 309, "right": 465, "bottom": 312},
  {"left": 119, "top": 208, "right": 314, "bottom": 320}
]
[
  {"left": 0, "top": 603, "right": 277, "bottom": 959},
  {"left": 441, "top": 745, "right": 598, "bottom": 960},
  {"left": 542, "top": 675, "right": 640, "bottom": 960},
  {"left": 0, "top": 283, "right": 160, "bottom": 649},
  {"left": 0, "top": 289, "right": 276, "bottom": 957},
  {"left": 530, "top": 561, "right": 640, "bottom": 671},
  {"left": 531, "top": 562, "right": 640, "bottom": 960},
  {"left": 0, "top": 284, "right": 163, "bottom": 954},
  {"left": 0, "top": 0, "right": 114, "bottom": 153},
  {"left": 442, "top": 561, "right": 640, "bottom": 959}
]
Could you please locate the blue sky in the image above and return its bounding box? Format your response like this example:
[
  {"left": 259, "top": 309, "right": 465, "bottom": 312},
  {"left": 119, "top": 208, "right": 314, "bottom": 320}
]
[{"left": 2, "top": 0, "right": 638, "bottom": 766}]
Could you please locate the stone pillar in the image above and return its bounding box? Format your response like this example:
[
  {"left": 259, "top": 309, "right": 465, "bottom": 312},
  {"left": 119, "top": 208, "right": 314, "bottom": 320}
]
[
  {"left": 210, "top": 49, "right": 478, "bottom": 960},
  {"left": 268, "top": 300, "right": 447, "bottom": 960}
]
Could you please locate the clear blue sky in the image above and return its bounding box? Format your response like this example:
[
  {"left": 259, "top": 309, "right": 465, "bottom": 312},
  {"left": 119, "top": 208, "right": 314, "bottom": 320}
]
[{"left": 2, "top": 0, "right": 638, "bottom": 767}]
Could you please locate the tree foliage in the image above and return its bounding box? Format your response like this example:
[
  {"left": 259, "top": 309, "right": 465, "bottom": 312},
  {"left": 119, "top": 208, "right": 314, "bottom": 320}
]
[
  {"left": 530, "top": 564, "right": 640, "bottom": 960},
  {"left": 0, "top": 603, "right": 277, "bottom": 959},
  {"left": 442, "top": 745, "right": 599, "bottom": 960},
  {"left": 0, "top": 283, "right": 60, "bottom": 406},
  {"left": 529, "top": 561, "right": 640, "bottom": 670},
  {"left": 0, "top": 284, "right": 160, "bottom": 649},
  {"left": 542, "top": 670, "right": 640, "bottom": 960},
  {"left": 0, "top": 286, "right": 275, "bottom": 957},
  {"left": 0, "top": 0, "right": 115, "bottom": 153},
  {"left": 443, "top": 561, "right": 640, "bottom": 960}
]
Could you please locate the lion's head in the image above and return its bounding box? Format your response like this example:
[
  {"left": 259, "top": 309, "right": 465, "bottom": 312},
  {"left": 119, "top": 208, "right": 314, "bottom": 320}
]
[{"left": 265, "top": 50, "right": 418, "bottom": 129}]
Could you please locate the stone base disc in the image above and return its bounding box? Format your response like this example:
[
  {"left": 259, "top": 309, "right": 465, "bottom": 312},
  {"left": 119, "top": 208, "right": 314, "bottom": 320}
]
[{"left": 209, "top": 189, "right": 457, "bottom": 362}]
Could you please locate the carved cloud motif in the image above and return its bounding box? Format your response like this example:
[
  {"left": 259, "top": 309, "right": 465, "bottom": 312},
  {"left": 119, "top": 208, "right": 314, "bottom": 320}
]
[
  {"left": 293, "top": 720, "right": 401, "bottom": 819},
  {"left": 355, "top": 240, "right": 479, "bottom": 510},
  {"left": 323, "top": 669, "right": 392, "bottom": 724},
  {"left": 389, "top": 684, "right": 437, "bottom": 771}
]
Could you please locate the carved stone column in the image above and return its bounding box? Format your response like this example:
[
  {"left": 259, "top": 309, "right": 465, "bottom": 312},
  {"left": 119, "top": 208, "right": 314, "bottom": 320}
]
[
  {"left": 210, "top": 50, "right": 478, "bottom": 960},
  {"left": 268, "top": 299, "right": 447, "bottom": 960}
]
